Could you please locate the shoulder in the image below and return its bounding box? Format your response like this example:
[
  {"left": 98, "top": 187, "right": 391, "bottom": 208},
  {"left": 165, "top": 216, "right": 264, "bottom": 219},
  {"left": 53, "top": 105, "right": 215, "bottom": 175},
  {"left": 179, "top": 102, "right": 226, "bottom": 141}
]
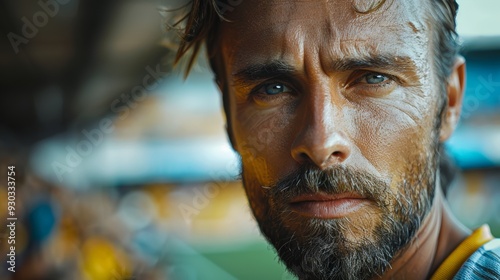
[{"left": 454, "top": 238, "right": 500, "bottom": 279}]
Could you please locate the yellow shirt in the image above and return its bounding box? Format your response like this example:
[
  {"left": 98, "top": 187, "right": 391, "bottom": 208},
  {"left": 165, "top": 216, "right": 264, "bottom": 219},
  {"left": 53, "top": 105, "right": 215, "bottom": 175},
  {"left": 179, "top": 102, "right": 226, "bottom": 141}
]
[{"left": 430, "top": 224, "right": 494, "bottom": 280}]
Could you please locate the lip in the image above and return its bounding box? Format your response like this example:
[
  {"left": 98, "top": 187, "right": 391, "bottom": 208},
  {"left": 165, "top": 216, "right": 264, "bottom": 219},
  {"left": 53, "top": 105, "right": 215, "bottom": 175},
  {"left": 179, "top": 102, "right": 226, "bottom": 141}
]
[{"left": 289, "top": 192, "right": 370, "bottom": 219}]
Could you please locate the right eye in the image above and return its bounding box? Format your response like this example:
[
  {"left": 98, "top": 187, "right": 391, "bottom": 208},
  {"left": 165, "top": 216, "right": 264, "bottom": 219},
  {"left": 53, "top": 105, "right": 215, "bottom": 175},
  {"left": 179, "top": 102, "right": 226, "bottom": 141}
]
[
  {"left": 259, "top": 82, "right": 292, "bottom": 95},
  {"left": 248, "top": 81, "right": 297, "bottom": 106}
]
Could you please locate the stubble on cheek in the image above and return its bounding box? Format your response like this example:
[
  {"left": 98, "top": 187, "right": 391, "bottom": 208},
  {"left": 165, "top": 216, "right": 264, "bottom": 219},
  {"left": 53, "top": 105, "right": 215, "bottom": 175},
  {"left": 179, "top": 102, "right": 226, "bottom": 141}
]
[{"left": 240, "top": 165, "right": 273, "bottom": 227}]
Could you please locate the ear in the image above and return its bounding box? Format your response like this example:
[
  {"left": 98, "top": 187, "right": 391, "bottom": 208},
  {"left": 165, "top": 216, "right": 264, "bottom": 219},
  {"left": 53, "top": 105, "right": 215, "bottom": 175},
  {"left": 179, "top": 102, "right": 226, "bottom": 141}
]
[{"left": 439, "top": 56, "right": 466, "bottom": 141}]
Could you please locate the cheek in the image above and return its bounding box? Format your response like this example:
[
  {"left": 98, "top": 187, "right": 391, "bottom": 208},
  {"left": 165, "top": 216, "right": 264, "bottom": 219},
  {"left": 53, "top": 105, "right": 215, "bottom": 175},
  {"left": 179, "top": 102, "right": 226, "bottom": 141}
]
[
  {"left": 350, "top": 90, "right": 436, "bottom": 178},
  {"left": 233, "top": 105, "right": 293, "bottom": 185}
]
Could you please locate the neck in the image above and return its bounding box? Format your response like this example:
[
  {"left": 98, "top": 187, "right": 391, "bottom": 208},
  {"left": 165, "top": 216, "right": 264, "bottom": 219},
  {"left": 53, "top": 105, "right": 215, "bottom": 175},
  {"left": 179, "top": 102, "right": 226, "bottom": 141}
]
[{"left": 378, "top": 186, "right": 470, "bottom": 279}]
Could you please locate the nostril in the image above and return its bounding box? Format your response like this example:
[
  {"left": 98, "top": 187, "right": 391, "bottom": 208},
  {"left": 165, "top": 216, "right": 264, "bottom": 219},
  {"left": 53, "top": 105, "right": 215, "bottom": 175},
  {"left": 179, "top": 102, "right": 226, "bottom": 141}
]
[
  {"left": 298, "top": 152, "right": 311, "bottom": 163},
  {"left": 332, "top": 151, "right": 342, "bottom": 157}
]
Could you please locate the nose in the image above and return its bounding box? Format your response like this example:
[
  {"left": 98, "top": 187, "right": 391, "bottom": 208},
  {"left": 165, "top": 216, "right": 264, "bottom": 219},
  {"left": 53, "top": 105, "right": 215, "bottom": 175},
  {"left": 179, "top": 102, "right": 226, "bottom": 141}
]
[{"left": 291, "top": 90, "right": 352, "bottom": 170}]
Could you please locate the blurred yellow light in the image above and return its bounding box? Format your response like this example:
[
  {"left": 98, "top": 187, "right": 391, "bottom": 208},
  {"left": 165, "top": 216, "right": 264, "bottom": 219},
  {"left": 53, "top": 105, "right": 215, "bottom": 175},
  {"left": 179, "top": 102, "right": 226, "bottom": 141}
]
[{"left": 81, "top": 237, "right": 131, "bottom": 280}]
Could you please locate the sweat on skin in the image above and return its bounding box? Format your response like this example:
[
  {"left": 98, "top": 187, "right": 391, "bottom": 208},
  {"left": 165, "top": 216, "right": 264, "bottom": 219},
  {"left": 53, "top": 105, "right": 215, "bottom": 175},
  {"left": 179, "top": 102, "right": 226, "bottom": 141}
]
[{"left": 181, "top": 0, "right": 468, "bottom": 279}]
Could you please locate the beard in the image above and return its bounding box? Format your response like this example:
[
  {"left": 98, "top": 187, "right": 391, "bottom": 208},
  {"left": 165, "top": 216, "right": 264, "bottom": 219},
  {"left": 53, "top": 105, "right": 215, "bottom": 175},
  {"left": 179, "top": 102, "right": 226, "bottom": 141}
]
[{"left": 241, "top": 146, "right": 439, "bottom": 280}]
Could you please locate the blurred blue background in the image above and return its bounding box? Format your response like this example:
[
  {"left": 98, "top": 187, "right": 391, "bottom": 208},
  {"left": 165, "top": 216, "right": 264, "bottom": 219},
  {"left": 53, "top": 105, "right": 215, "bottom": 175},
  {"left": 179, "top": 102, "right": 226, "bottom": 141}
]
[{"left": 0, "top": 0, "right": 499, "bottom": 279}]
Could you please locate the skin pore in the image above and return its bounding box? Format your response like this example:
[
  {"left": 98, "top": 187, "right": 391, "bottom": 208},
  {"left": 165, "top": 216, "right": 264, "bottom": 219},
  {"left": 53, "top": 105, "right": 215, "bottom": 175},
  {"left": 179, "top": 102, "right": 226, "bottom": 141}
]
[{"left": 214, "top": 0, "right": 469, "bottom": 279}]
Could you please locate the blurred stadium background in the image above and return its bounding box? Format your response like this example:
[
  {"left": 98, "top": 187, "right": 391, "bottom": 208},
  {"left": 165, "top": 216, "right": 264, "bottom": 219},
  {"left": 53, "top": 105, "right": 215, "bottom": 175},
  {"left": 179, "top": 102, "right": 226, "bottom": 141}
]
[{"left": 0, "top": 0, "right": 499, "bottom": 279}]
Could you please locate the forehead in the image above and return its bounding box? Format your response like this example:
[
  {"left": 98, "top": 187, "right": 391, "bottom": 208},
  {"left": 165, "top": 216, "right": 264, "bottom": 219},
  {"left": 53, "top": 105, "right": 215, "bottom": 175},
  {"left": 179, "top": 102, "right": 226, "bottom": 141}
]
[{"left": 219, "top": 0, "right": 431, "bottom": 72}]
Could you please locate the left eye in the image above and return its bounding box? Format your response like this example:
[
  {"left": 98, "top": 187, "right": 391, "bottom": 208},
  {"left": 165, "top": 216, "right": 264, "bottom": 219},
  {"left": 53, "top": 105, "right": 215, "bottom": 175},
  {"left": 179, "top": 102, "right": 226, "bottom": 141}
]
[
  {"left": 261, "top": 83, "right": 291, "bottom": 95},
  {"left": 363, "top": 73, "right": 389, "bottom": 84}
]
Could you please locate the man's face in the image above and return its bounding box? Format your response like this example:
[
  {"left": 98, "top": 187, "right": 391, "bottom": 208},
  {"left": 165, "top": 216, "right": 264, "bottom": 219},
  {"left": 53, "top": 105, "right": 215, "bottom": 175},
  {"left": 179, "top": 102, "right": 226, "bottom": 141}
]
[{"left": 218, "top": 0, "right": 443, "bottom": 278}]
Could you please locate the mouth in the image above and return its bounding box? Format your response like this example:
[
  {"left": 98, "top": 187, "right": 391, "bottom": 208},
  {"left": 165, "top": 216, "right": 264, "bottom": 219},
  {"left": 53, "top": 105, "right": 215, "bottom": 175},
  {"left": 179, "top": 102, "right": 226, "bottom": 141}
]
[{"left": 289, "top": 192, "right": 371, "bottom": 219}]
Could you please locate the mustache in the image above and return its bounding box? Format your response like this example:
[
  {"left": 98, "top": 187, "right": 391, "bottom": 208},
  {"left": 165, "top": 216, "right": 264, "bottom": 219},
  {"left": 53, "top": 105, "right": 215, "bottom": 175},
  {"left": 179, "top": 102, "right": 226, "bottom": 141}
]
[{"left": 266, "top": 165, "right": 391, "bottom": 204}]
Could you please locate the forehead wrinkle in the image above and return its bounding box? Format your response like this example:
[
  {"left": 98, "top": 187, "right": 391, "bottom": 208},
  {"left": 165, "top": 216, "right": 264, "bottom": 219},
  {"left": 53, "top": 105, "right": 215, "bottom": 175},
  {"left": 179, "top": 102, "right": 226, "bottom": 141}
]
[
  {"left": 314, "top": 0, "right": 429, "bottom": 67},
  {"left": 319, "top": 19, "right": 429, "bottom": 69},
  {"left": 220, "top": 0, "right": 296, "bottom": 68},
  {"left": 322, "top": 38, "right": 381, "bottom": 68},
  {"left": 222, "top": 22, "right": 308, "bottom": 78},
  {"left": 220, "top": 0, "right": 432, "bottom": 86}
]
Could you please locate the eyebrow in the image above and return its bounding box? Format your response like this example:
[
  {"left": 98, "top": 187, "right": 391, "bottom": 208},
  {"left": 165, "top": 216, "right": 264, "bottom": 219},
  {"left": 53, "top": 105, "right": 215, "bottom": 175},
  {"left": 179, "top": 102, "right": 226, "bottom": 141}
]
[
  {"left": 232, "top": 54, "right": 417, "bottom": 86},
  {"left": 233, "top": 60, "right": 295, "bottom": 87},
  {"left": 329, "top": 54, "right": 416, "bottom": 72}
]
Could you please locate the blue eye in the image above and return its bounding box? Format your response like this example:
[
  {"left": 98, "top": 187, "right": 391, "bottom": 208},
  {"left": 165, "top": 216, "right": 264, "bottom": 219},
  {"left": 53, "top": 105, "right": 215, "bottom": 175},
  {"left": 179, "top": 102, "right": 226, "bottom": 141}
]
[
  {"left": 263, "top": 83, "right": 290, "bottom": 95},
  {"left": 364, "top": 73, "right": 388, "bottom": 84}
]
